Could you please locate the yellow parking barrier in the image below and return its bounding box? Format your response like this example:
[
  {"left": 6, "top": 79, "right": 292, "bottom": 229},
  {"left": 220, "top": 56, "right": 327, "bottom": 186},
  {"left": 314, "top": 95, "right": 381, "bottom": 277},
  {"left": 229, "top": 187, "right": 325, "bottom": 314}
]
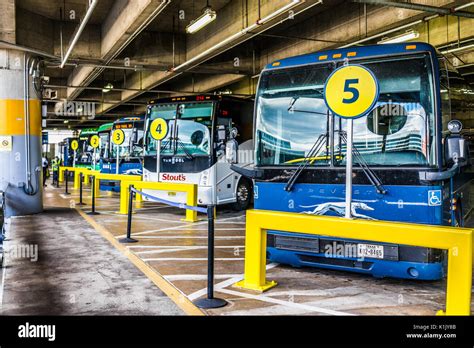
[
  {"left": 234, "top": 209, "right": 473, "bottom": 316},
  {"left": 58, "top": 166, "right": 98, "bottom": 189},
  {"left": 91, "top": 173, "right": 142, "bottom": 198},
  {"left": 119, "top": 181, "right": 199, "bottom": 223},
  {"left": 58, "top": 166, "right": 74, "bottom": 182}
]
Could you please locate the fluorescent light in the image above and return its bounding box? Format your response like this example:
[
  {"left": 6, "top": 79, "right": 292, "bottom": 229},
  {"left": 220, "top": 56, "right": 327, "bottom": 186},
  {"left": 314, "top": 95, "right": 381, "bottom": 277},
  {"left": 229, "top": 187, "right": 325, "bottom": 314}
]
[
  {"left": 378, "top": 30, "right": 419, "bottom": 44},
  {"left": 186, "top": 8, "right": 217, "bottom": 34},
  {"left": 102, "top": 83, "right": 114, "bottom": 93},
  {"left": 174, "top": 0, "right": 313, "bottom": 71}
]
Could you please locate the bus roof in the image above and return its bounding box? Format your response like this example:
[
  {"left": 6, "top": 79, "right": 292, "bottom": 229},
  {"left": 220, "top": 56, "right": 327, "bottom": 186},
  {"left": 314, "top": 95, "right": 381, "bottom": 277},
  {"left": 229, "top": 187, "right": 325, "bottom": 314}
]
[
  {"left": 264, "top": 42, "right": 437, "bottom": 70},
  {"left": 148, "top": 94, "right": 253, "bottom": 105},
  {"left": 114, "top": 116, "right": 145, "bottom": 124},
  {"left": 78, "top": 128, "right": 98, "bottom": 136},
  {"left": 97, "top": 123, "right": 113, "bottom": 132}
]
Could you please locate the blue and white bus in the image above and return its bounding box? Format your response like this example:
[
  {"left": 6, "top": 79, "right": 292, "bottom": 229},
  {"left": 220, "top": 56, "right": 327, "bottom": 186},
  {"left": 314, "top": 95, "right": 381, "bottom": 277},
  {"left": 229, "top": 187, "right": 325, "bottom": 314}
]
[
  {"left": 100, "top": 116, "right": 145, "bottom": 191},
  {"left": 234, "top": 42, "right": 474, "bottom": 280}
]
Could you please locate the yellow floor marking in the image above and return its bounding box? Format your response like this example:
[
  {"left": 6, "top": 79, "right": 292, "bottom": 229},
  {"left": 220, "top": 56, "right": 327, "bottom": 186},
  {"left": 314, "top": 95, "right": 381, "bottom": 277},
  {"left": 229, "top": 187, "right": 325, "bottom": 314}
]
[{"left": 76, "top": 208, "right": 205, "bottom": 316}]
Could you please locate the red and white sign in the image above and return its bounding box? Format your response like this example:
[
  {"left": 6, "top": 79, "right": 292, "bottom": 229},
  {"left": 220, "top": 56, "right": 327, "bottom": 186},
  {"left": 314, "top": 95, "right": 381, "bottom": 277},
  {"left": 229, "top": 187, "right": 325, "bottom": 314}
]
[{"left": 160, "top": 173, "right": 187, "bottom": 182}]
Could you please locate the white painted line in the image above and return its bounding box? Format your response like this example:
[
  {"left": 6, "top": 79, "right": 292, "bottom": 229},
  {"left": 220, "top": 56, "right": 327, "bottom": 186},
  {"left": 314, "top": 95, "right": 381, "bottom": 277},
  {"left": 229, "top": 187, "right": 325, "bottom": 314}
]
[
  {"left": 115, "top": 220, "right": 209, "bottom": 238},
  {"left": 100, "top": 211, "right": 189, "bottom": 225},
  {"left": 135, "top": 245, "right": 244, "bottom": 255},
  {"left": 187, "top": 263, "right": 280, "bottom": 301},
  {"left": 143, "top": 257, "right": 244, "bottom": 262},
  {"left": 115, "top": 225, "right": 245, "bottom": 238},
  {"left": 0, "top": 251, "right": 7, "bottom": 310},
  {"left": 165, "top": 274, "right": 241, "bottom": 281},
  {"left": 217, "top": 288, "right": 354, "bottom": 316}
]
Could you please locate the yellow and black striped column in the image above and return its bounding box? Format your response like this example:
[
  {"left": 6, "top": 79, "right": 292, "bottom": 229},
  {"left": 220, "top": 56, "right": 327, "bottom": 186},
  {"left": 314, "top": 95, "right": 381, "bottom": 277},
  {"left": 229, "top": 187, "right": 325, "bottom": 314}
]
[{"left": 0, "top": 49, "right": 43, "bottom": 216}]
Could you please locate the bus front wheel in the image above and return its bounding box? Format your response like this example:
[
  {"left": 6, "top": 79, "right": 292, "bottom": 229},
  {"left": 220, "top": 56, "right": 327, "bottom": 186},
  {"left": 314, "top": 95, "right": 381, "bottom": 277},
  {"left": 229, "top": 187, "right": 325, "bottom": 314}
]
[{"left": 232, "top": 178, "right": 252, "bottom": 211}]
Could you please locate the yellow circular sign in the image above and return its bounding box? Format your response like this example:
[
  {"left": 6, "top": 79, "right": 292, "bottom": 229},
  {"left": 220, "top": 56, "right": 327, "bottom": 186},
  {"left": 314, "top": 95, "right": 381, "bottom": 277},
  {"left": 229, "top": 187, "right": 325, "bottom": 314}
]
[
  {"left": 324, "top": 65, "right": 379, "bottom": 119},
  {"left": 112, "top": 129, "right": 125, "bottom": 145},
  {"left": 71, "top": 139, "right": 79, "bottom": 151},
  {"left": 90, "top": 135, "right": 100, "bottom": 148},
  {"left": 150, "top": 118, "right": 169, "bottom": 141}
]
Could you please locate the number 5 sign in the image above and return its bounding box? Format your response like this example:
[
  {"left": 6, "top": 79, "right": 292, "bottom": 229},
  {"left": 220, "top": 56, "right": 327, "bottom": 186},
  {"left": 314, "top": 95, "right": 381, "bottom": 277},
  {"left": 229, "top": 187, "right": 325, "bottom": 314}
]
[{"left": 324, "top": 65, "right": 379, "bottom": 119}]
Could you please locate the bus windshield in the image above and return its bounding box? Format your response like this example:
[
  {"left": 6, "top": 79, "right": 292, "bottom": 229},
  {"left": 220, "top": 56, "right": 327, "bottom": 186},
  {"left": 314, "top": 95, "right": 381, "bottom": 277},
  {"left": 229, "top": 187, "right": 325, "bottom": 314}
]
[
  {"left": 145, "top": 102, "right": 213, "bottom": 157},
  {"left": 99, "top": 132, "right": 110, "bottom": 159},
  {"left": 111, "top": 128, "right": 144, "bottom": 158},
  {"left": 256, "top": 54, "right": 436, "bottom": 167}
]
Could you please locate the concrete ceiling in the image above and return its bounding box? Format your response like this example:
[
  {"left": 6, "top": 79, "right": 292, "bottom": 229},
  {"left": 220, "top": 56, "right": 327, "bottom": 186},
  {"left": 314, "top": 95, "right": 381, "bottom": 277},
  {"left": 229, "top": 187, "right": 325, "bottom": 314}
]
[
  {"left": 3, "top": 0, "right": 474, "bottom": 129},
  {"left": 16, "top": 0, "right": 115, "bottom": 24}
]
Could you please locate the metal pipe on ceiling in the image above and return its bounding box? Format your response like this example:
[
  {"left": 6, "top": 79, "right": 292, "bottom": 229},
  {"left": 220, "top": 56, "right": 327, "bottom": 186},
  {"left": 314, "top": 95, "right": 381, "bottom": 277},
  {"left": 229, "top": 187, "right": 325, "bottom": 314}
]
[
  {"left": 43, "top": 84, "right": 253, "bottom": 97},
  {"left": 42, "top": 99, "right": 147, "bottom": 106},
  {"left": 60, "top": 0, "right": 99, "bottom": 68},
  {"left": 70, "top": 0, "right": 171, "bottom": 100},
  {"left": 441, "top": 43, "right": 474, "bottom": 55},
  {"left": 352, "top": 0, "right": 474, "bottom": 19}
]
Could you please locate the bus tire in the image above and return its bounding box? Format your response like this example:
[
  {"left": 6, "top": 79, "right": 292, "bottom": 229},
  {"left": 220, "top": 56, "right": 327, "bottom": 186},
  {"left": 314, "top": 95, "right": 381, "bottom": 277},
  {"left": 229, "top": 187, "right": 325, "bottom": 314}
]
[{"left": 232, "top": 178, "right": 252, "bottom": 211}]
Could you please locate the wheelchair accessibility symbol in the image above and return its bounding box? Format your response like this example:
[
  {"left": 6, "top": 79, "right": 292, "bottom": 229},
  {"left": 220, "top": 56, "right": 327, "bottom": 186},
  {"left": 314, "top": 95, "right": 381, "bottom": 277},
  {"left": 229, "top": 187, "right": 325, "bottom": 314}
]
[{"left": 428, "top": 190, "right": 442, "bottom": 206}]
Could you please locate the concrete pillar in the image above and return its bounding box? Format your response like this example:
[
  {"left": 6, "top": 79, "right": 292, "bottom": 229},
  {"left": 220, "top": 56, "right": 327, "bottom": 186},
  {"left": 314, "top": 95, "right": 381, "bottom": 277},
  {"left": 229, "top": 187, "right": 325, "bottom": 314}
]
[{"left": 0, "top": 49, "right": 43, "bottom": 217}]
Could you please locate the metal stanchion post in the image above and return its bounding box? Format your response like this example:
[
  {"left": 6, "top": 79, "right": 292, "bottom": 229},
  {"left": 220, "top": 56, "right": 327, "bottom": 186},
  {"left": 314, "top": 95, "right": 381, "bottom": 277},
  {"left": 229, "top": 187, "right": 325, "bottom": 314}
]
[
  {"left": 77, "top": 172, "right": 86, "bottom": 206},
  {"left": 64, "top": 170, "right": 70, "bottom": 195},
  {"left": 119, "top": 185, "right": 138, "bottom": 244},
  {"left": 87, "top": 175, "right": 100, "bottom": 215},
  {"left": 193, "top": 204, "right": 227, "bottom": 309}
]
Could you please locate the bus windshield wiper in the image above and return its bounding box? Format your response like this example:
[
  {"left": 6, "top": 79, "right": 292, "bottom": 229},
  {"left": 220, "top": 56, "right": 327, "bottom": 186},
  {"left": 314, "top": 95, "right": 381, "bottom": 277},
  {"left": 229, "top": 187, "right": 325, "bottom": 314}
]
[
  {"left": 288, "top": 94, "right": 327, "bottom": 115},
  {"left": 284, "top": 133, "right": 328, "bottom": 192},
  {"left": 172, "top": 125, "right": 194, "bottom": 160},
  {"left": 339, "top": 131, "right": 387, "bottom": 195}
]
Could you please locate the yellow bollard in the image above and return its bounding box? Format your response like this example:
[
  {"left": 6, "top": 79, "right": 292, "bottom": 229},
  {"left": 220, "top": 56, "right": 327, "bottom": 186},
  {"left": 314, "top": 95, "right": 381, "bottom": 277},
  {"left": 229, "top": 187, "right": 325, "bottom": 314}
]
[
  {"left": 73, "top": 170, "right": 81, "bottom": 190},
  {"left": 59, "top": 167, "right": 65, "bottom": 182},
  {"left": 184, "top": 184, "right": 198, "bottom": 223}
]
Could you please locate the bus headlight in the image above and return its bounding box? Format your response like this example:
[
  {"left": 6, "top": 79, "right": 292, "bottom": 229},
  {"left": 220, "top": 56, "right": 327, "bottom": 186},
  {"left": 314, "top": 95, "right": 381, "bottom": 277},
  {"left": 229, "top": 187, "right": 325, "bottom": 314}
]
[{"left": 200, "top": 170, "right": 209, "bottom": 186}]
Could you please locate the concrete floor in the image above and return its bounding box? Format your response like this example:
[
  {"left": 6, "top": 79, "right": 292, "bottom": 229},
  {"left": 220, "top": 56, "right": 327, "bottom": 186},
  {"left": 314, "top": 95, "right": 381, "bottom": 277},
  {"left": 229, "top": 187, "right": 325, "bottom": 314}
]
[
  {"left": 0, "top": 193, "right": 184, "bottom": 315},
  {"left": 2, "top": 179, "right": 473, "bottom": 315}
]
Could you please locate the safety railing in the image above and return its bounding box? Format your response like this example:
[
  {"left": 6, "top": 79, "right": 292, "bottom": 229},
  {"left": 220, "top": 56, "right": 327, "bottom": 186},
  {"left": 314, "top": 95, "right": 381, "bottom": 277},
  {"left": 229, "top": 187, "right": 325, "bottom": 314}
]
[
  {"left": 58, "top": 166, "right": 98, "bottom": 189},
  {"left": 120, "top": 184, "right": 227, "bottom": 309},
  {"left": 119, "top": 180, "right": 199, "bottom": 223},
  {"left": 91, "top": 173, "right": 142, "bottom": 198},
  {"left": 234, "top": 209, "right": 473, "bottom": 316}
]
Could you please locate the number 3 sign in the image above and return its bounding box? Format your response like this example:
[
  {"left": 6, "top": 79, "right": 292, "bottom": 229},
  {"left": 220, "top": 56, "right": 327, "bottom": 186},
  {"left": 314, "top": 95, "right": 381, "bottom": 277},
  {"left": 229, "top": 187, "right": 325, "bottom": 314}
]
[{"left": 324, "top": 65, "right": 379, "bottom": 119}]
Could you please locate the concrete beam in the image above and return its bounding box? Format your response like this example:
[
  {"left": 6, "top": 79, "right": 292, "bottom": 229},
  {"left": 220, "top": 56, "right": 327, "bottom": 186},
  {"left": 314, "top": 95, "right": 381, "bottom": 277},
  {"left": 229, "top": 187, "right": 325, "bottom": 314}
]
[
  {"left": 0, "top": 0, "right": 15, "bottom": 43},
  {"left": 96, "top": 0, "right": 321, "bottom": 114},
  {"left": 67, "top": 0, "right": 171, "bottom": 100}
]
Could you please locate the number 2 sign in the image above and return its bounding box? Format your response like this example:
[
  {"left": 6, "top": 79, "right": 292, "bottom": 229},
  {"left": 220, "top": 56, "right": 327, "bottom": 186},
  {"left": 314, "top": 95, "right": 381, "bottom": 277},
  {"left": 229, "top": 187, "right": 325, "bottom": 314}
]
[{"left": 324, "top": 65, "right": 379, "bottom": 119}]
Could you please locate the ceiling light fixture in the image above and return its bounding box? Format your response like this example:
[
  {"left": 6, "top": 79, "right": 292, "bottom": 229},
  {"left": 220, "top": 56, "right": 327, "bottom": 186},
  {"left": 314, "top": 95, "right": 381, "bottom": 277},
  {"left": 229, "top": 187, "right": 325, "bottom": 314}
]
[
  {"left": 378, "top": 30, "right": 419, "bottom": 44},
  {"left": 102, "top": 83, "right": 114, "bottom": 93},
  {"left": 186, "top": 6, "right": 217, "bottom": 34}
]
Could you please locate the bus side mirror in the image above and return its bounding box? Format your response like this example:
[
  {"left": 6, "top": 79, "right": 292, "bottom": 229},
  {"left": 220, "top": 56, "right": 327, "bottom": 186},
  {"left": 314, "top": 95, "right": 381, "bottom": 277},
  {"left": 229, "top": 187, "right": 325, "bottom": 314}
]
[
  {"left": 226, "top": 139, "right": 238, "bottom": 164},
  {"left": 132, "top": 130, "right": 138, "bottom": 144},
  {"left": 445, "top": 120, "right": 468, "bottom": 166},
  {"left": 217, "top": 125, "right": 226, "bottom": 142}
]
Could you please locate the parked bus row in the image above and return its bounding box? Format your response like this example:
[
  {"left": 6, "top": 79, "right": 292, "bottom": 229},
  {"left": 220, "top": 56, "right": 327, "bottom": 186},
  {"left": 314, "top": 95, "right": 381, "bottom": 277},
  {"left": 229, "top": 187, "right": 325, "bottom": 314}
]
[{"left": 59, "top": 42, "right": 474, "bottom": 281}]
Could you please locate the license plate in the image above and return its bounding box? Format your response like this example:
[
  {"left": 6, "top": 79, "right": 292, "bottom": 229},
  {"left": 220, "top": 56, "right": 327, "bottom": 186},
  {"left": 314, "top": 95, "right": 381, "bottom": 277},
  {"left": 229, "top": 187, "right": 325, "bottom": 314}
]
[
  {"left": 357, "top": 243, "right": 384, "bottom": 259},
  {"left": 167, "top": 192, "right": 176, "bottom": 197}
]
